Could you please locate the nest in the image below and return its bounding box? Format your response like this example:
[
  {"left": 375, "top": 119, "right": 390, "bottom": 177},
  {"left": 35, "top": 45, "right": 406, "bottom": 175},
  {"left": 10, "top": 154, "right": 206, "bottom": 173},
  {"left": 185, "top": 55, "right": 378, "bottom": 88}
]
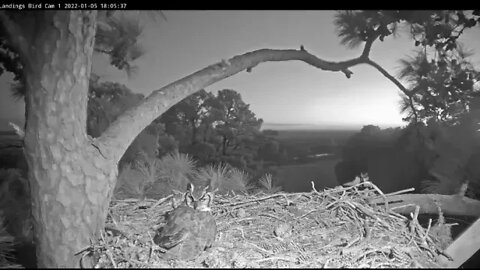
[{"left": 84, "top": 181, "right": 452, "bottom": 268}]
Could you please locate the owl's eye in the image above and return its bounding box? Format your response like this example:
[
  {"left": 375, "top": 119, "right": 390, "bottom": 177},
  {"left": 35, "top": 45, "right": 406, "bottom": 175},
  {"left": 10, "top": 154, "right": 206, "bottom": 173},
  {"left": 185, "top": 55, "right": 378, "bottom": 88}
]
[{"left": 198, "top": 192, "right": 213, "bottom": 206}]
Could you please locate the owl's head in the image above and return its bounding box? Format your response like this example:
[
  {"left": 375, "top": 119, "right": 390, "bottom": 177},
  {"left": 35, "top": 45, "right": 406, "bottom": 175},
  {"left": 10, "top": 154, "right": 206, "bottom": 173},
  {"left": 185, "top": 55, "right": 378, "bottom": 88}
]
[{"left": 184, "top": 183, "right": 214, "bottom": 212}]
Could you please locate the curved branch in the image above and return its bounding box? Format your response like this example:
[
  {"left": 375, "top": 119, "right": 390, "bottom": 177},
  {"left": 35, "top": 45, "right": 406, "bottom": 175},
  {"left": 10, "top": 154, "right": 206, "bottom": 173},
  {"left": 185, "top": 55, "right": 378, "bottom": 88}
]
[
  {"left": 408, "top": 95, "right": 419, "bottom": 123},
  {"left": 364, "top": 58, "right": 420, "bottom": 122},
  {"left": 360, "top": 32, "right": 379, "bottom": 59},
  {"left": 365, "top": 58, "right": 409, "bottom": 95},
  {"left": 96, "top": 48, "right": 366, "bottom": 162}
]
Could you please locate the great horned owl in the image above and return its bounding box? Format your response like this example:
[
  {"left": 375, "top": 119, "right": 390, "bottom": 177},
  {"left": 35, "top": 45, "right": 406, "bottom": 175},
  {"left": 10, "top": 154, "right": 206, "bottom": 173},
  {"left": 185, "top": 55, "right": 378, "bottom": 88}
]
[
  {"left": 184, "top": 183, "right": 214, "bottom": 212},
  {"left": 154, "top": 183, "right": 217, "bottom": 261},
  {"left": 169, "top": 183, "right": 213, "bottom": 210}
]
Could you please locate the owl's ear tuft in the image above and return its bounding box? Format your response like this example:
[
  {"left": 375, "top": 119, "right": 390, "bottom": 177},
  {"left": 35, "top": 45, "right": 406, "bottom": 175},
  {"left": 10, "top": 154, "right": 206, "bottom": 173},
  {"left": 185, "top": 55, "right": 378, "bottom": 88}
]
[
  {"left": 184, "top": 192, "right": 195, "bottom": 208},
  {"left": 187, "top": 182, "right": 195, "bottom": 193}
]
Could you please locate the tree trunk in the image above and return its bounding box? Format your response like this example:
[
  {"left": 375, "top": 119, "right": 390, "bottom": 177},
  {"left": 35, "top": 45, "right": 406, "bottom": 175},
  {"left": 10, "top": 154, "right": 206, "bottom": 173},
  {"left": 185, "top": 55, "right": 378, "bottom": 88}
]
[
  {"left": 222, "top": 135, "right": 228, "bottom": 155},
  {"left": 190, "top": 118, "right": 197, "bottom": 144},
  {"left": 20, "top": 11, "right": 116, "bottom": 268},
  {"left": 203, "top": 124, "right": 210, "bottom": 143}
]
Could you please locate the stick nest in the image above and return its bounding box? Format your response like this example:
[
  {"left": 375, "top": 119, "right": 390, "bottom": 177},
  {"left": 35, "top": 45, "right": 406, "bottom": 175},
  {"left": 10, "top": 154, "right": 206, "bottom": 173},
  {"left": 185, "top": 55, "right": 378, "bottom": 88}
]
[{"left": 84, "top": 181, "right": 452, "bottom": 268}]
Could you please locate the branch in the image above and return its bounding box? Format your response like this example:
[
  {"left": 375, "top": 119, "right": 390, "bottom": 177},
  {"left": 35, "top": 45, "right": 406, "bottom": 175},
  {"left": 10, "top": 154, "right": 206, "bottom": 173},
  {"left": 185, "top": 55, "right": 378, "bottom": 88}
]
[
  {"left": 97, "top": 48, "right": 366, "bottom": 162},
  {"left": 94, "top": 48, "right": 113, "bottom": 54},
  {"left": 364, "top": 58, "right": 420, "bottom": 121},
  {"left": 364, "top": 59, "right": 409, "bottom": 95},
  {"left": 408, "top": 95, "right": 419, "bottom": 123},
  {"left": 370, "top": 193, "right": 480, "bottom": 217},
  {"left": 360, "top": 33, "right": 378, "bottom": 59}
]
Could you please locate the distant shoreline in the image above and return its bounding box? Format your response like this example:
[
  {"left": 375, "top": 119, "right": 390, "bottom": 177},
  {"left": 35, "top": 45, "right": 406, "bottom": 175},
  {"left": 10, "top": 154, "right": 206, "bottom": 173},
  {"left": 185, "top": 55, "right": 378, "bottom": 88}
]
[
  {"left": 261, "top": 123, "right": 359, "bottom": 131},
  {"left": 261, "top": 122, "right": 402, "bottom": 131}
]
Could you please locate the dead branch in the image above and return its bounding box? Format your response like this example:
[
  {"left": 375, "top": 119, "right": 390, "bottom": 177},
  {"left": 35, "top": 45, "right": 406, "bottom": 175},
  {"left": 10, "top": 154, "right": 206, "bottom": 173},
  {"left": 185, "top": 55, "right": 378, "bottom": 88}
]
[{"left": 370, "top": 193, "right": 480, "bottom": 217}]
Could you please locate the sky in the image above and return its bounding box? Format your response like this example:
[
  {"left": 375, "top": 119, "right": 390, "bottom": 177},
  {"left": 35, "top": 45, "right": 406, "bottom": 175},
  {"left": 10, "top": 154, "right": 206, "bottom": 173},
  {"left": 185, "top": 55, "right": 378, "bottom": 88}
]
[{"left": 1, "top": 10, "right": 480, "bottom": 130}]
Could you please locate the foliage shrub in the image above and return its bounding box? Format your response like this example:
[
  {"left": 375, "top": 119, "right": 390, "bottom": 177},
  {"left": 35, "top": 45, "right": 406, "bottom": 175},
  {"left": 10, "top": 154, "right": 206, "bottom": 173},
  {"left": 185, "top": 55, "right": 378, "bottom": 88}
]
[
  {"left": 0, "top": 169, "right": 32, "bottom": 244},
  {"left": 195, "top": 163, "right": 249, "bottom": 195},
  {"left": 0, "top": 216, "right": 20, "bottom": 268},
  {"left": 224, "top": 167, "right": 250, "bottom": 194},
  {"left": 114, "top": 163, "right": 148, "bottom": 199},
  {"left": 258, "top": 173, "right": 282, "bottom": 194},
  {"left": 114, "top": 151, "right": 197, "bottom": 199}
]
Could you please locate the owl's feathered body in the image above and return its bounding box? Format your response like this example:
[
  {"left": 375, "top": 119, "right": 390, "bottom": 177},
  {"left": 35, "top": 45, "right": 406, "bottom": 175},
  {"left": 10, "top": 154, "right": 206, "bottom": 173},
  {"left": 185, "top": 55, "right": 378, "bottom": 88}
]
[{"left": 154, "top": 183, "right": 217, "bottom": 261}]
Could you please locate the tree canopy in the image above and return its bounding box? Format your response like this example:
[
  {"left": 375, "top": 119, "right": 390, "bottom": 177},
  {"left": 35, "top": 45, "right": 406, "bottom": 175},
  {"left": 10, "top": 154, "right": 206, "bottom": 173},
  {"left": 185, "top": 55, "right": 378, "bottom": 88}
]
[{"left": 335, "top": 10, "right": 480, "bottom": 124}]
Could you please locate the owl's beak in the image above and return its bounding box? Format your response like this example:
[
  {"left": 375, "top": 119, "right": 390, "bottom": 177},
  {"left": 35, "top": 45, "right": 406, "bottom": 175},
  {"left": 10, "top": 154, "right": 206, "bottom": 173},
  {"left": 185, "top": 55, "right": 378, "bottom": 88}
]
[{"left": 195, "top": 205, "right": 212, "bottom": 212}]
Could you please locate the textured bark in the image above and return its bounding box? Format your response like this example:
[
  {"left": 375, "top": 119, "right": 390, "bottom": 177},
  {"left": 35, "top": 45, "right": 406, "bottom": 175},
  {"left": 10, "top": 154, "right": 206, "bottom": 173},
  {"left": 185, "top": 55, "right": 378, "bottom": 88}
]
[{"left": 18, "top": 11, "right": 117, "bottom": 268}]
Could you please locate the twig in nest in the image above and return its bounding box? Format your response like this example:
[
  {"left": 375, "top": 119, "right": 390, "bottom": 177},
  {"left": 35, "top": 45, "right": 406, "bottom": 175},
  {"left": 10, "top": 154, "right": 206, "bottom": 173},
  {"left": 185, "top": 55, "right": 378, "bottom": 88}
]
[
  {"left": 408, "top": 206, "right": 421, "bottom": 244},
  {"left": 106, "top": 249, "right": 117, "bottom": 268},
  {"left": 79, "top": 249, "right": 92, "bottom": 268},
  {"left": 249, "top": 242, "right": 274, "bottom": 255},
  {"left": 75, "top": 245, "right": 94, "bottom": 256},
  {"left": 354, "top": 248, "right": 382, "bottom": 263},
  {"left": 325, "top": 194, "right": 343, "bottom": 209},
  {"left": 423, "top": 218, "right": 432, "bottom": 243},
  {"left": 234, "top": 217, "right": 257, "bottom": 224},
  {"left": 76, "top": 239, "right": 101, "bottom": 268},
  {"left": 225, "top": 193, "right": 288, "bottom": 207},
  {"left": 311, "top": 181, "right": 319, "bottom": 193},
  {"left": 411, "top": 208, "right": 430, "bottom": 244},
  {"left": 345, "top": 236, "right": 362, "bottom": 249},
  {"left": 384, "top": 210, "right": 408, "bottom": 221},
  {"left": 259, "top": 213, "right": 285, "bottom": 222},
  {"left": 282, "top": 194, "right": 294, "bottom": 206},
  {"left": 128, "top": 259, "right": 156, "bottom": 267},
  {"left": 354, "top": 203, "right": 391, "bottom": 228},
  {"left": 149, "top": 194, "right": 173, "bottom": 210},
  {"left": 100, "top": 232, "right": 117, "bottom": 268},
  {"left": 362, "top": 181, "right": 389, "bottom": 211},
  {"left": 255, "top": 255, "right": 297, "bottom": 263},
  {"left": 108, "top": 209, "right": 119, "bottom": 227},
  {"left": 294, "top": 209, "right": 325, "bottom": 220}
]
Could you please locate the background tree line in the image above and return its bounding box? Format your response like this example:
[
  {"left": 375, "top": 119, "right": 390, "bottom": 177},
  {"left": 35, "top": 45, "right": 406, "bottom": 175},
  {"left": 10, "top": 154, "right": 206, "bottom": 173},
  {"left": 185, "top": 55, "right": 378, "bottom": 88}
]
[{"left": 87, "top": 75, "right": 288, "bottom": 198}]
